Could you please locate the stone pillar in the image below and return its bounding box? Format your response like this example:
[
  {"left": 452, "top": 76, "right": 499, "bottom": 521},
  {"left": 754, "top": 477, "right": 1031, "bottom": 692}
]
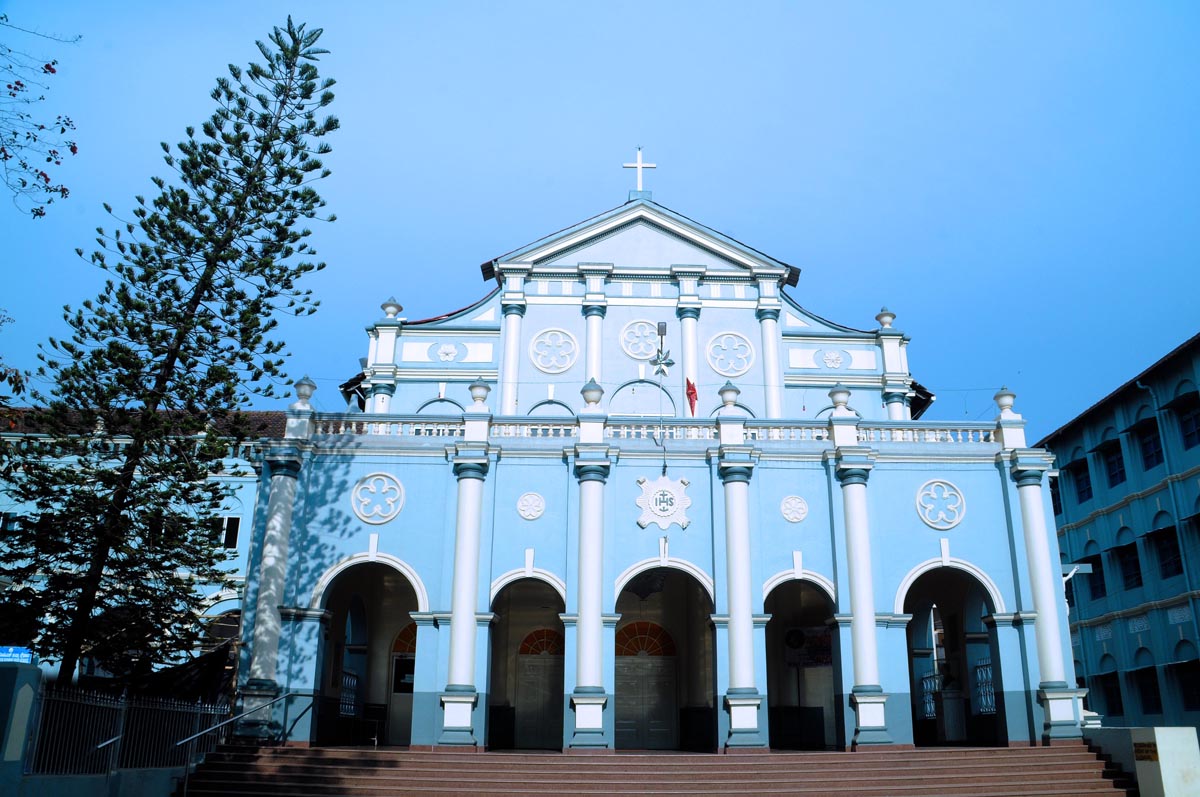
[
  {"left": 715, "top": 382, "right": 766, "bottom": 747},
  {"left": 439, "top": 452, "right": 488, "bottom": 745},
  {"left": 828, "top": 385, "right": 890, "bottom": 745},
  {"left": 756, "top": 307, "right": 783, "bottom": 419},
  {"left": 996, "top": 388, "right": 1082, "bottom": 740},
  {"left": 500, "top": 303, "right": 525, "bottom": 415},
  {"left": 570, "top": 382, "right": 612, "bottom": 748},
  {"left": 678, "top": 306, "right": 701, "bottom": 414},
  {"left": 246, "top": 451, "right": 301, "bottom": 688},
  {"left": 876, "top": 308, "right": 911, "bottom": 422},
  {"left": 440, "top": 386, "right": 492, "bottom": 745},
  {"left": 370, "top": 382, "right": 395, "bottom": 414},
  {"left": 883, "top": 391, "right": 908, "bottom": 421},
  {"left": 583, "top": 304, "right": 606, "bottom": 384}
]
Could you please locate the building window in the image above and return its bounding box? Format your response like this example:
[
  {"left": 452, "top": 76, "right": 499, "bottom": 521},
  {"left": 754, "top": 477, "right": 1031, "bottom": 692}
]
[
  {"left": 1150, "top": 528, "right": 1183, "bottom": 579},
  {"left": 1050, "top": 478, "right": 1063, "bottom": 516},
  {"left": 210, "top": 516, "right": 241, "bottom": 549},
  {"left": 1095, "top": 673, "right": 1124, "bottom": 716},
  {"left": 1138, "top": 424, "right": 1164, "bottom": 470},
  {"left": 1183, "top": 406, "right": 1200, "bottom": 450},
  {"left": 1102, "top": 444, "right": 1126, "bottom": 488},
  {"left": 1114, "top": 543, "right": 1143, "bottom": 590},
  {"left": 1134, "top": 668, "right": 1163, "bottom": 715},
  {"left": 1171, "top": 660, "right": 1200, "bottom": 712},
  {"left": 1064, "top": 578, "right": 1075, "bottom": 608},
  {"left": 1082, "top": 554, "right": 1106, "bottom": 600},
  {"left": 1073, "top": 465, "right": 1093, "bottom": 503}
]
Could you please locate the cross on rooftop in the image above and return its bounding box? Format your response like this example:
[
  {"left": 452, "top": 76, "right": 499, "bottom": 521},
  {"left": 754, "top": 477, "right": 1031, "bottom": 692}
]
[{"left": 623, "top": 147, "right": 656, "bottom": 192}]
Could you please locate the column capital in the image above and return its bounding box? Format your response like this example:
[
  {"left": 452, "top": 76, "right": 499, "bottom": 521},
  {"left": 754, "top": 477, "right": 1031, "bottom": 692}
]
[
  {"left": 452, "top": 442, "right": 491, "bottom": 480},
  {"left": 369, "top": 381, "right": 396, "bottom": 397},
  {"left": 717, "top": 445, "right": 757, "bottom": 483},
  {"left": 754, "top": 307, "right": 780, "bottom": 322},
  {"left": 265, "top": 445, "right": 304, "bottom": 478},
  {"left": 833, "top": 447, "right": 876, "bottom": 485},
  {"left": 882, "top": 390, "right": 907, "bottom": 406},
  {"left": 1008, "top": 448, "right": 1052, "bottom": 486},
  {"left": 676, "top": 305, "right": 702, "bottom": 321},
  {"left": 501, "top": 302, "right": 526, "bottom": 317},
  {"left": 573, "top": 444, "right": 614, "bottom": 482},
  {"left": 582, "top": 303, "right": 607, "bottom": 319}
]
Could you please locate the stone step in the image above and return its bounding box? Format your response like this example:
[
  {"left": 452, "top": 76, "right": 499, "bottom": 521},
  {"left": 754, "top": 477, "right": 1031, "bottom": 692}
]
[{"left": 182, "top": 744, "right": 1136, "bottom": 797}]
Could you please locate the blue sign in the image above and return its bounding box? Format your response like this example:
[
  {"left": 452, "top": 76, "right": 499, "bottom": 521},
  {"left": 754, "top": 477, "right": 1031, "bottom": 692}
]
[{"left": 0, "top": 647, "right": 34, "bottom": 663}]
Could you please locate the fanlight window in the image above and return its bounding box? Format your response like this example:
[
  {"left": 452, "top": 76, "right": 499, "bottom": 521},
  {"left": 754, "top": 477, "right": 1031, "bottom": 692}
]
[
  {"left": 518, "top": 628, "right": 565, "bottom": 655},
  {"left": 615, "top": 621, "right": 676, "bottom": 656}
]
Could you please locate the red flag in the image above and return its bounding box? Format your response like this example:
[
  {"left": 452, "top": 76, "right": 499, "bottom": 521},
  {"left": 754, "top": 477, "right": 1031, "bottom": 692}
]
[{"left": 686, "top": 378, "right": 698, "bottom": 417}]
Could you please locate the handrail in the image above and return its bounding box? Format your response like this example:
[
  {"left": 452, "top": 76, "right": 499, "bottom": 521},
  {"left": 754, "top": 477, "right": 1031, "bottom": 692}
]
[
  {"left": 95, "top": 734, "right": 122, "bottom": 751},
  {"left": 173, "top": 692, "right": 297, "bottom": 747}
]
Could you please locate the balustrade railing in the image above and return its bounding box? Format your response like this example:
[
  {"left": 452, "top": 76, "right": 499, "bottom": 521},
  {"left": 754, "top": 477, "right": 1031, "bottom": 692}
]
[
  {"left": 340, "top": 671, "right": 361, "bottom": 718},
  {"left": 312, "top": 417, "right": 464, "bottom": 438},
  {"left": 857, "top": 423, "right": 997, "bottom": 444}
]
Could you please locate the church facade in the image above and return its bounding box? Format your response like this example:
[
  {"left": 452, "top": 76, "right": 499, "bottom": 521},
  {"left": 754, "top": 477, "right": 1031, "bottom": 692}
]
[{"left": 237, "top": 192, "right": 1084, "bottom": 751}]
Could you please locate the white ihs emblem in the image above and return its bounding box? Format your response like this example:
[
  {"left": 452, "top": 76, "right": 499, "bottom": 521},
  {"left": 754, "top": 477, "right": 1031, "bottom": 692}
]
[{"left": 636, "top": 475, "right": 692, "bottom": 530}]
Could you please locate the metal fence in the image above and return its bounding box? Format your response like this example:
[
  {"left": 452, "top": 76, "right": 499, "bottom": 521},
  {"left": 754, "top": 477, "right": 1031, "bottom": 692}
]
[
  {"left": 26, "top": 686, "right": 230, "bottom": 775},
  {"left": 974, "top": 657, "right": 997, "bottom": 715}
]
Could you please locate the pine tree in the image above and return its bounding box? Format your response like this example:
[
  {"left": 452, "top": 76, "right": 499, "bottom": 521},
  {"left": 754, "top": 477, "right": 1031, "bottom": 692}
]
[{"left": 0, "top": 17, "right": 337, "bottom": 681}]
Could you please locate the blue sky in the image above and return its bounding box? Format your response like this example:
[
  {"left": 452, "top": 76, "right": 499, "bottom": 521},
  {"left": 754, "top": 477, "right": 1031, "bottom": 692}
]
[{"left": 1, "top": 2, "right": 1197, "bottom": 439}]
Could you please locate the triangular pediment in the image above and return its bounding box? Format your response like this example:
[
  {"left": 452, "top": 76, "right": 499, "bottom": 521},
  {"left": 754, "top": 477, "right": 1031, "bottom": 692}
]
[
  {"left": 543, "top": 219, "right": 745, "bottom": 271},
  {"left": 491, "top": 199, "right": 792, "bottom": 278}
]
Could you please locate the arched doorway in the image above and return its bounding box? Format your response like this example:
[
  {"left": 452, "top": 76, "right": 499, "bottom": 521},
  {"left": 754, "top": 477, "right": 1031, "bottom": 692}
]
[
  {"left": 614, "top": 567, "right": 715, "bottom": 751},
  {"left": 903, "top": 567, "right": 1006, "bottom": 746},
  {"left": 488, "top": 579, "right": 565, "bottom": 750},
  {"left": 765, "top": 580, "right": 839, "bottom": 749},
  {"left": 318, "top": 562, "right": 419, "bottom": 745}
]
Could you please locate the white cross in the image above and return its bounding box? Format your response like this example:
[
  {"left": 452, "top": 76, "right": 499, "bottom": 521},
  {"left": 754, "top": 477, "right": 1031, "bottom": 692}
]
[{"left": 623, "top": 147, "right": 656, "bottom": 192}]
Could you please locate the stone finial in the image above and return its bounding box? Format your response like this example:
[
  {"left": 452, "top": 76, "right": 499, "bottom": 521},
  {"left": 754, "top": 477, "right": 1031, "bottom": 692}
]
[
  {"left": 468, "top": 379, "right": 491, "bottom": 407},
  {"left": 581, "top": 378, "right": 604, "bottom": 408},
  {"left": 994, "top": 386, "right": 1016, "bottom": 414},
  {"left": 719, "top": 380, "right": 741, "bottom": 408},
  {"left": 381, "top": 297, "right": 403, "bottom": 318},
  {"left": 829, "top": 383, "right": 851, "bottom": 411},
  {"left": 293, "top": 375, "right": 317, "bottom": 407},
  {"left": 876, "top": 307, "right": 896, "bottom": 329}
]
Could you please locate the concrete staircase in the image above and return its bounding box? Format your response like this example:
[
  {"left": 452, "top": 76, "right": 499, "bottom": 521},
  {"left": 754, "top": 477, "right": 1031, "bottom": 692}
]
[{"left": 180, "top": 744, "right": 1137, "bottom": 797}]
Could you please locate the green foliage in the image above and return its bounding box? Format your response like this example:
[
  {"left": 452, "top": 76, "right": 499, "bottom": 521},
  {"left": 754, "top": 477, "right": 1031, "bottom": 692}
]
[{"left": 0, "top": 17, "right": 336, "bottom": 681}]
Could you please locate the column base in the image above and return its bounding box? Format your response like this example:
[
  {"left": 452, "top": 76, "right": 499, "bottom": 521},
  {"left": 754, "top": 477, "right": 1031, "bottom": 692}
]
[
  {"left": 438, "top": 686, "right": 479, "bottom": 746},
  {"left": 1037, "top": 684, "right": 1085, "bottom": 743},
  {"left": 235, "top": 679, "right": 281, "bottom": 740},
  {"left": 569, "top": 689, "right": 609, "bottom": 748},
  {"left": 724, "top": 688, "right": 767, "bottom": 748},
  {"left": 850, "top": 686, "right": 893, "bottom": 747}
]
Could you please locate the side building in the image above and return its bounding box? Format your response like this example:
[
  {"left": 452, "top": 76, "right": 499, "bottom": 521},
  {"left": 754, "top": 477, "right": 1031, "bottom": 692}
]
[{"left": 1037, "top": 333, "right": 1200, "bottom": 729}]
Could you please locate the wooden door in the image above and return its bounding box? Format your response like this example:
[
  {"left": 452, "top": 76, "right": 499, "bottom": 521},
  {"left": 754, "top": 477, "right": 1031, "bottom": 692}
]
[{"left": 615, "top": 655, "right": 677, "bottom": 749}]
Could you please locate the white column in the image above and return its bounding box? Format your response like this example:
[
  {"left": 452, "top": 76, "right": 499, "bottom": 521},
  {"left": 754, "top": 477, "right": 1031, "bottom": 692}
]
[
  {"left": 678, "top": 307, "right": 700, "bottom": 414},
  {"left": 576, "top": 469, "right": 606, "bottom": 689},
  {"left": 1014, "top": 467, "right": 1066, "bottom": 685},
  {"left": 884, "top": 392, "right": 907, "bottom": 421},
  {"left": 838, "top": 470, "right": 881, "bottom": 688},
  {"left": 570, "top": 447, "right": 611, "bottom": 748},
  {"left": 583, "top": 305, "right": 605, "bottom": 384},
  {"left": 247, "top": 456, "right": 301, "bottom": 685},
  {"left": 756, "top": 308, "right": 783, "bottom": 419},
  {"left": 371, "top": 383, "right": 394, "bottom": 414},
  {"left": 500, "top": 304, "right": 524, "bottom": 415},
  {"left": 446, "top": 461, "right": 487, "bottom": 688},
  {"left": 722, "top": 466, "right": 756, "bottom": 689}
]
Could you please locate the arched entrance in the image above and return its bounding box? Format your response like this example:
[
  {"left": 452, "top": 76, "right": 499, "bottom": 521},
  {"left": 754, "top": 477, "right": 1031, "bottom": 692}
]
[
  {"left": 765, "top": 580, "right": 839, "bottom": 749},
  {"left": 614, "top": 567, "right": 716, "bottom": 751},
  {"left": 488, "top": 578, "right": 565, "bottom": 750},
  {"left": 317, "top": 562, "right": 419, "bottom": 745},
  {"left": 903, "top": 567, "right": 1006, "bottom": 746}
]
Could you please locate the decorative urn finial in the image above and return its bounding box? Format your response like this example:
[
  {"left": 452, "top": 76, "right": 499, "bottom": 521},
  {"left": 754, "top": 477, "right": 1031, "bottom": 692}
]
[{"left": 381, "top": 297, "right": 403, "bottom": 318}]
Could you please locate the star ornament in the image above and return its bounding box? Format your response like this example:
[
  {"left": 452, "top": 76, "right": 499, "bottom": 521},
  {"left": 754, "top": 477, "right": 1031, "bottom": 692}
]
[{"left": 650, "top": 349, "right": 675, "bottom": 377}]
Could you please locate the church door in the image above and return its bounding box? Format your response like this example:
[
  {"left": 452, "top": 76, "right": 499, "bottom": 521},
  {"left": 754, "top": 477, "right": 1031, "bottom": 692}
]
[
  {"left": 615, "top": 654, "right": 678, "bottom": 749},
  {"left": 387, "top": 623, "right": 417, "bottom": 745},
  {"left": 515, "top": 654, "right": 565, "bottom": 749}
]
